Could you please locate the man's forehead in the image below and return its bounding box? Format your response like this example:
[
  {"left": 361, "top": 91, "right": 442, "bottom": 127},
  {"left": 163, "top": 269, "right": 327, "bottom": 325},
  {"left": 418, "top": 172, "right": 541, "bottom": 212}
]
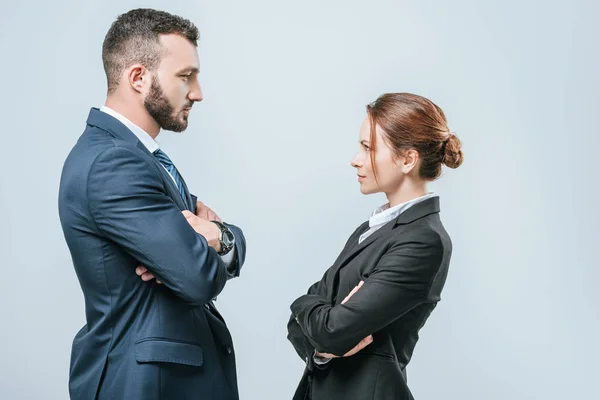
[
  {"left": 159, "top": 34, "right": 198, "bottom": 56},
  {"left": 158, "top": 34, "right": 199, "bottom": 69},
  {"left": 158, "top": 32, "right": 195, "bottom": 47}
]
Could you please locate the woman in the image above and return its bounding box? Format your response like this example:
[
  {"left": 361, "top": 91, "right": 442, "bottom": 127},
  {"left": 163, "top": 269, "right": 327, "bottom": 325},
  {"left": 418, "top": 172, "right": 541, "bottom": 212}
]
[{"left": 287, "top": 93, "right": 463, "bottom": 399}]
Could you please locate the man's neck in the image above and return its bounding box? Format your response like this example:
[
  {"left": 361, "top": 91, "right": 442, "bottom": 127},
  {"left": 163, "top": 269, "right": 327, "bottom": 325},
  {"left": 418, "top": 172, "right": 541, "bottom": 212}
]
[{"left": 104, "top": 96, "right": 160, "bottom": 139}]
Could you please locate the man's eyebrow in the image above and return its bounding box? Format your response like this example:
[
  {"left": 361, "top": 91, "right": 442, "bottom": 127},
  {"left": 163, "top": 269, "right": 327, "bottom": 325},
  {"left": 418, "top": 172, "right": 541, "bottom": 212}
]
[{"left": 177, "top": 67, "right": 199, "bottom": 74}]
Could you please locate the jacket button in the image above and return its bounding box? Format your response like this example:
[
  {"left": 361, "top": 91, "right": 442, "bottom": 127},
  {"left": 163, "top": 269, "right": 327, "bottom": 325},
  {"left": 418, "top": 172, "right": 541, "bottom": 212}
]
[{"left": 224, "top": 345, "right": 233, "bottom": 355}]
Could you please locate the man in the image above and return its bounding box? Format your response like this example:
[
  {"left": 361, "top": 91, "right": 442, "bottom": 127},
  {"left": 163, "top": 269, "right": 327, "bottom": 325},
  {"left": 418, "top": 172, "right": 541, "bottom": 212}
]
[{"left": 58, "top": 8, "right": 246, "bottom": 399}]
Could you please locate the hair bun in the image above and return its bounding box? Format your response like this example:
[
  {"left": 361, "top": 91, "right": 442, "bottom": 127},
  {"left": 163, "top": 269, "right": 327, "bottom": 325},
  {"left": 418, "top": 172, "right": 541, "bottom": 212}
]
[{"left": 442, "top": 134, "right": 464, "bottom": 169}]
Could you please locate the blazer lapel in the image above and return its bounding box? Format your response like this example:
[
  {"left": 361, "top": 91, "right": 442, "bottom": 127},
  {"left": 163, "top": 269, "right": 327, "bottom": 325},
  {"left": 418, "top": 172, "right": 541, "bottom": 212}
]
[
  {"left": 327, "top": 219, "right": 396, "bottom": 298},
  {"left": 326, "top": 196, "right": 441, "bottom": 300}
]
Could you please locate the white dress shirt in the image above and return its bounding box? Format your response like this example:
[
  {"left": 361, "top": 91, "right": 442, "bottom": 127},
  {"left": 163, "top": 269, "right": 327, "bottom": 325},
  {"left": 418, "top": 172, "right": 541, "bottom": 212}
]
[{"left": 99, "top": 106, "right": 235, "bottom": 266}]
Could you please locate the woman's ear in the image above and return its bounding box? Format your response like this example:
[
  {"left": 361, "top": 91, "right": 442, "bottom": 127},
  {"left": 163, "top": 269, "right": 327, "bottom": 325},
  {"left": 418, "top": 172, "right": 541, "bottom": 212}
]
[{"left": 401, "top": 149, "right": 419, "bottom": 174}]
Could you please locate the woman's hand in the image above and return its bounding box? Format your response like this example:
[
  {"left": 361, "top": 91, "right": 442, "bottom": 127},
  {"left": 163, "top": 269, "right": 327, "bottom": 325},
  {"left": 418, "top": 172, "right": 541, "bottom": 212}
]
[
  {"left": 342, "top": 280, "right": 364, "bottom": 304},
  {"left": 315, "top": 281, "right": 372, "bottom": 359},
  {"left": 315, "top": 334, "right": 373, "bottom": 359}
]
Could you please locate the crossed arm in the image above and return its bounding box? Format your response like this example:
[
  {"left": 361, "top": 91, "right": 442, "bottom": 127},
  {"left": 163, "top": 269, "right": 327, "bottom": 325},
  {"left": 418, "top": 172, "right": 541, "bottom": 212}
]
[
  {"left": 138, "top": 200, "right": 246, "bottom": 283},
  {"left": 288, "top": 230, "right": 444, "bottom": 358},
  {"left": 88, "top": 146, "right": 245, "bottom": 307}
]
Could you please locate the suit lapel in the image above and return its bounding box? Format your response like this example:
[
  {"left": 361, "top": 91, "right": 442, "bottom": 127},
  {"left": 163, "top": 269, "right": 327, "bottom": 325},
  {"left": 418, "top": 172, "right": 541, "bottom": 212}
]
[
  {"left": 335, "top": 219, "right": 395, "bottom": 270},
  {"left": 176, "top": 170, "right": 194, "bottom": 210},
  {"left": 327, "top": 219, "right": 395, "bottom": 301},
  {"left": 333, "top": 221, "right": 369, "bottom": 263},
  {"left": 86, "top": 108, "right": 191, "bottom": 211},
  {"left": 136, "top": 142, "right": 191, "bottom": 211}
]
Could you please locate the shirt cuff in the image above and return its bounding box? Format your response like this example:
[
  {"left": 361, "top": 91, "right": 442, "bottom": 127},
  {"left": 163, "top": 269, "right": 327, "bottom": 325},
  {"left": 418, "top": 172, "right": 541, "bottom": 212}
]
[
  {"left": 221, "top": 246, "right": 237, "bottom": 275},
  {"left": 312, "top": 350, "right": 332, "bottom": 365}
]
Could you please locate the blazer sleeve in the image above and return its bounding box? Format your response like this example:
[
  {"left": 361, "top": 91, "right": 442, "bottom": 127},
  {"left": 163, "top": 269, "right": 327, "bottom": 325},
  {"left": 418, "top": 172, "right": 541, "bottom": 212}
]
[
  {"left": 87, "top": 146, "right": 227, "bottom": 308},
  {"left": 290, "top": 228, "right": 444, "bottom": 356},
  {"left": 287, "top": 272, "right": 328, "bottom": 362}
]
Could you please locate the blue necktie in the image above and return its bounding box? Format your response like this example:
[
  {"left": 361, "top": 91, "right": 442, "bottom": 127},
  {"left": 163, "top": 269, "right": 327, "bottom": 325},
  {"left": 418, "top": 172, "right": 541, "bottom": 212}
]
[
  {"left": 154, "top": 149, "right": 214, "bottom": 311},
  {"left": 153, "top": 149, "right": 188, "bottom": 204}
]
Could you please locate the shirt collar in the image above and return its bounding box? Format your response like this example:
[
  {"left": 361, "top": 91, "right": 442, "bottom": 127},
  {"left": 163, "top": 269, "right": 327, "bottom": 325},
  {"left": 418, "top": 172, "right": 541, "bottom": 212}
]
[
  {"left": 100, "top": 106, "right": 160, "bottom": 153},
  {"left": 369, "top": 192, "right": 439, "bottom": 228}
]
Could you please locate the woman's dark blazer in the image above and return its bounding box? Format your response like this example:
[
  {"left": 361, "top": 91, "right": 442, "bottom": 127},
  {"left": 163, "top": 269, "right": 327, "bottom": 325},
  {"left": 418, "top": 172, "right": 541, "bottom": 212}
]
[{"left": 288, "top": 196, "right": 452, "bottom": 400}]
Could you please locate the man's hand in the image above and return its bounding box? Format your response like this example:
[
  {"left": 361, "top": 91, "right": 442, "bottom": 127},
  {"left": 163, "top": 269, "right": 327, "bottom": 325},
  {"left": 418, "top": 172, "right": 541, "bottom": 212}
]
[
  {"left": 136, "top": 209, "right": 224, "bottom": 285},
  {"left": 195, "top": 201, "right": 222, "bottom": 222},
  {"left": 136, "top": 265, "right": 161, "bottom": 284},
  {"left": 315, "top": 280, "right": 371, "bottom": 359},
  {"left": 182, "top": 210, "right": 222, "bottom": 253}
]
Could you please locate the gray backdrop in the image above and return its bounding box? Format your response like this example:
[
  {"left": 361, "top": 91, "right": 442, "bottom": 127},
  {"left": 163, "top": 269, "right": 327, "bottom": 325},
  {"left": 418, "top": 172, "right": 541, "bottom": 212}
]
[{"left": 1, "top": 0, "right": 597, "bottom": 399}]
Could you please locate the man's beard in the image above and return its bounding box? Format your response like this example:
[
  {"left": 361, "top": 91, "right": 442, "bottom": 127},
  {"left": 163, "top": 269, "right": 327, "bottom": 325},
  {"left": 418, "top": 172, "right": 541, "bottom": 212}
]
[{"left": 144, "top": 78, "right": 191, "bottom": 132}]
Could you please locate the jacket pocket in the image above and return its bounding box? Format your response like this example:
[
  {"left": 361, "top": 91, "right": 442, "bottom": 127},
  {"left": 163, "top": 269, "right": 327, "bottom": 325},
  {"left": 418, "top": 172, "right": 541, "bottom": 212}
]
[{"left": 134, "top": 338, "right": 204, "bottom": 367}]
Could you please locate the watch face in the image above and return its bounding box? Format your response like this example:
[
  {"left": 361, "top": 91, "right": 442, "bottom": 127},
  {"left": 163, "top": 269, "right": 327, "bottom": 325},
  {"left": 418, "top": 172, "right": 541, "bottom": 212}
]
[{"left": 222, "top": 229, "right": 235, "bottom": 247}]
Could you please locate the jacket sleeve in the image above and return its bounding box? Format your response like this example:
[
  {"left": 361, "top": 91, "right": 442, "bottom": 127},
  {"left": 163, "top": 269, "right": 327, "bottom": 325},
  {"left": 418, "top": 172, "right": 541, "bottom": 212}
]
[
  {"left": 189, "top": 193, "right": 246, "bottom": 280},
  {"left": 290, "top": 229, "right": 444, "bottom": 356},
  {"left": 87, "top": 146, "right": 227, "bottom": 307},
  {"left": 223, "top": 223, "right": 246, "bottom": 279},
  {"left": 287, "top": 272, "right": 328, "bottom": 362}
]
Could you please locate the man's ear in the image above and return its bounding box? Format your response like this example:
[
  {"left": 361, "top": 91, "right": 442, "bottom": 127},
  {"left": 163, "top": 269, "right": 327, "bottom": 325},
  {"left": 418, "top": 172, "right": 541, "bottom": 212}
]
[{"left": 126, "top": 64, "right": 149, "bottom": 93}]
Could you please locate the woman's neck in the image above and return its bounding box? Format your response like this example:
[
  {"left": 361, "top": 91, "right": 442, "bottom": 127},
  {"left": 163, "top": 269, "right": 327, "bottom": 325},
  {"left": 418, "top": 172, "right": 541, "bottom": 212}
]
[{"left": 386, "top": 180, "right": 428, "bottom": 208}]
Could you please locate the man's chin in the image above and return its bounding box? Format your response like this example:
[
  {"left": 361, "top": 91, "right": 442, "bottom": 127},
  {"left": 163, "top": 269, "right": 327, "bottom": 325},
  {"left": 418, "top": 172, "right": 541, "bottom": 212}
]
[
  {"left": 174, "top": 115, "right": 189, "bottom": 131},
  {"left": 177, "top": 119, "right": 189, "bottom": 132},
  {"left": 168, "top": 125, "right": 187, "bottom": 133},
  {"left": 160, "top": 118, "right": 188, "bottom": 133}
]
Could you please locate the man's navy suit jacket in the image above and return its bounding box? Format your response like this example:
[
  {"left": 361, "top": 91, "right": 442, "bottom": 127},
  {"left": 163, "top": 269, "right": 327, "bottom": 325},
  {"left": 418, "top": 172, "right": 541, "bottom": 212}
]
[{"left": 58, "top": 108, "right": 246, "bottom": 400}]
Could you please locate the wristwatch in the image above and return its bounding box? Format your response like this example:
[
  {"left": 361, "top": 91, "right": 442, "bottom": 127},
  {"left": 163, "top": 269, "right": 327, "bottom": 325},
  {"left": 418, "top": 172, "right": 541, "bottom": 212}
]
[{"left": 211, "top": 221, "right": 235, "bottom": 255}]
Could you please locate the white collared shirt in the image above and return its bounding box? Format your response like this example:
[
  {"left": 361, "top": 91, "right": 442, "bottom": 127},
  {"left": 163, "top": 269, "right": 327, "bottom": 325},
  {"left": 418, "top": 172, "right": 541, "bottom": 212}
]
[
  {"left": 358, "top": 193, "right": 438, "bottom": 243},
  {"left": 98, "top": 106, "right": 235, "bottom": 266},
  {"left": 101, "top": 106, "right": 160, "bottom": 152}
]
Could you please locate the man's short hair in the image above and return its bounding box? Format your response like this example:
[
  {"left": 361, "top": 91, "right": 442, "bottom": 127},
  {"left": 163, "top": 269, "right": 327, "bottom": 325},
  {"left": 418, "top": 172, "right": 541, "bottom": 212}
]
[{"left": 102, "top": 8, "right": 199, "bottom": 93}]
